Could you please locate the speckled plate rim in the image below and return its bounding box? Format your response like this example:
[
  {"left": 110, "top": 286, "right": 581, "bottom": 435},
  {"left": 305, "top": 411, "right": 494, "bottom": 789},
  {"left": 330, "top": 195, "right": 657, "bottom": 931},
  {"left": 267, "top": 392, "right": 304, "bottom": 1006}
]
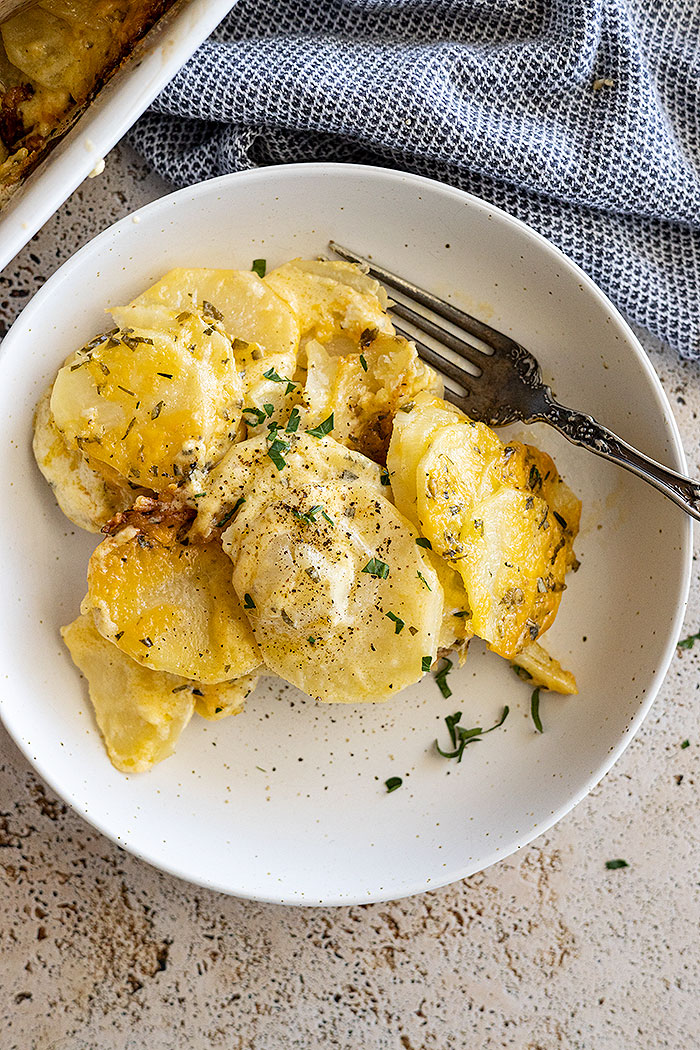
[{"left": 0, "top": 163, "right": 692, "bottom": 906}]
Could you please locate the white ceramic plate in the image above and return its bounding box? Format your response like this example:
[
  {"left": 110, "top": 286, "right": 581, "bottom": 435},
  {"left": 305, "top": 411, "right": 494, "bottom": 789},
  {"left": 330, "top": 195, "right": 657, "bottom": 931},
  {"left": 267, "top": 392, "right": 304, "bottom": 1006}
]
[{"left": 0, "top": 165, "right": 691, "bottom": 905}]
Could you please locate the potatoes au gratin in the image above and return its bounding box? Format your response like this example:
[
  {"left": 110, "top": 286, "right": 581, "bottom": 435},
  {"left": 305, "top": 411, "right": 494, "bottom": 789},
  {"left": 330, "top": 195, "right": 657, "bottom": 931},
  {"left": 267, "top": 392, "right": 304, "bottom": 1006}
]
[{"left": 33, "top": 259, "right": 581, "bottom": 773}]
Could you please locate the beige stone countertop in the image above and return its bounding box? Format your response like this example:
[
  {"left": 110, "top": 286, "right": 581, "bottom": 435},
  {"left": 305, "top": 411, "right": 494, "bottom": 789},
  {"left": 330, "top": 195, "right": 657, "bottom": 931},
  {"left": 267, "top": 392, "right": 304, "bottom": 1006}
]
[{"left": 1, "top": 145, "right": 699, "bottom": 1050}]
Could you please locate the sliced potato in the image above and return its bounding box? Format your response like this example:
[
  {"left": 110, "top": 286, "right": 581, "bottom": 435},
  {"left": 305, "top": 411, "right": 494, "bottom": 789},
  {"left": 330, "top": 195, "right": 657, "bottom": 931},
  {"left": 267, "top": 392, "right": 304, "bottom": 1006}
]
[
  {"left": 1, "top": 9, "right": 90, "bottom": 97},
  {"left": 265, "top": 259, "right": 393, "bottom": 352},
  {"left": 386, "top": 391, "right": 466, "bottom": 520},
  {"left": 62, "top": 613, "right": 196, "bottom": 773},
  {"left": 194, "top": 670, "right": 259, "bottom": 720},
  {"left": 303, "top": 333, "right": 441, "bottom": 463},
  {"left": 220, "top": 434, "right": 444, "bottom": 702},
  {"left": 510, "top": 641, "right": 577, "bottom": 695},
  {"left": 50, "top": 308, "right": 243, "bottom": 496},
  {"left": 32, "top": 387, "right": 140, "bottom": 532},
  {"left": 123, "top": 267, "right": 299, "bottom": 359},
  {"left": 417, "top": 420, "right": 580, "bottom": 658},
  {"left": 192, "top": 430, "right": 384, "bottom": 541},
  {"left": 83, "top": 508, "right": 260, "bottom": 684}
]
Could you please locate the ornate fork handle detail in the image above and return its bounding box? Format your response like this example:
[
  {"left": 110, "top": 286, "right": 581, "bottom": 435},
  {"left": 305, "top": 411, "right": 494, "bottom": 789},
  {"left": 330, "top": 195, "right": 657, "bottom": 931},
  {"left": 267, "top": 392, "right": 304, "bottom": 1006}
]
[{"left": 537, "top": 394, "right": 700, "bottom": 521}]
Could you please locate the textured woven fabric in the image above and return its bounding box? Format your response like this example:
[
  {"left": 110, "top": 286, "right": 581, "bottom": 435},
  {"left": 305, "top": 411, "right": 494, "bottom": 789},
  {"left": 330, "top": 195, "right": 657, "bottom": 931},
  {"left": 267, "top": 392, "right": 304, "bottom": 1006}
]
[{"left": 130, "top": 0, "right": 700, "bottom": 357}]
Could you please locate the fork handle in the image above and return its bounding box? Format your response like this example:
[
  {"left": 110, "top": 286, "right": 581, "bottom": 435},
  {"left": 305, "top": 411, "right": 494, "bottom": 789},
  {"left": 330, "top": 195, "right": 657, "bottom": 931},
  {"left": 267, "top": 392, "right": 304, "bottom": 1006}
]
[{"left": 537, "top": 396, "right": 700, "bottom": 522}]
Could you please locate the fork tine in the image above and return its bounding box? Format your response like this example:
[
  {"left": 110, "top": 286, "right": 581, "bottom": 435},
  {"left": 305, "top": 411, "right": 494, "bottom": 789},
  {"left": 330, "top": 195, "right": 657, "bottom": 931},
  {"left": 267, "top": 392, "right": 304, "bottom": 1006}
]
[
  {"left": 329, "top": 241, "right": 519, "bottom": 354},
  {"left": 392, "top": 322, "right": 478, "bottom": 389},
  {"left": 390, "top": 300, "right": 485, "bottom": 373}
]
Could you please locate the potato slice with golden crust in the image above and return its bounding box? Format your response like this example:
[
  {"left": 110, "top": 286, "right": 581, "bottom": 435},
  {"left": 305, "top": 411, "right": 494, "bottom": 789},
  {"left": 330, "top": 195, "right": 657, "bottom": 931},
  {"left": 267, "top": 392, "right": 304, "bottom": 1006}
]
[
  {"left": 62, "top": 614, "right": 196, "bottom": 774},
  {"left": 83, "top": 505, "right": 260, "bottom": 684},
  {"left": 417, "top": 421, "right": 580, "bottom": 659},
  {"left": 218, "top": 433, "right": 444, "bottom": 703},
  {"left": 302, "top": 333, "right": 441, "bottom": 464},
  {"left": 32, "top": 387, "right": 141, "bottom": 532},
  {"left": 50, "top": 308, "right": 244, "bottom": 498},
  {"left": 386, "top": 391, "right": 466, "bottom": 520},
  {"left": 124, "top": 267, "right": 299, "bottom": 359}
]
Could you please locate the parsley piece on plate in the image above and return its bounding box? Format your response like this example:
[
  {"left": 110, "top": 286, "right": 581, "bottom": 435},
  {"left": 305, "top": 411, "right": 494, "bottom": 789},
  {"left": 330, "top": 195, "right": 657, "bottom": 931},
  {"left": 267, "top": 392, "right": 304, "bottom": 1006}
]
[
  {"left": 251, "top": 258, "right": 266, "bottom": 278},
  {"left": 605, "top": 859, "right": 629, "bottom": 870},
  {"left": 435, "top": 706, "right": 509, "bottom": 763},
  {"left": 385, "top": 777, "right": 402, "bottom": 793},
  {"left": 531, "top": 687, "right": 544, "bottom": 733}
]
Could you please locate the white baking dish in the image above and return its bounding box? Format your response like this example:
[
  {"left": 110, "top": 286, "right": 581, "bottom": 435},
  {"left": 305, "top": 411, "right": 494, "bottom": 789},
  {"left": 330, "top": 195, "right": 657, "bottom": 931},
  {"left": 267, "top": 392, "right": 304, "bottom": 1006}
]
[{"left": 0, "top": 0, "right": 236, "bottom": 272}]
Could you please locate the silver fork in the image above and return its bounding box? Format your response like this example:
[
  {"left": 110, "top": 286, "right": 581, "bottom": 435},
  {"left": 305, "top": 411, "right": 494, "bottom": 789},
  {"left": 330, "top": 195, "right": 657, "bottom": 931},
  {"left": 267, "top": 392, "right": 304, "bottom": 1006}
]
[{"left": 330, "top": 241, "right": 700, "bottom": 522}]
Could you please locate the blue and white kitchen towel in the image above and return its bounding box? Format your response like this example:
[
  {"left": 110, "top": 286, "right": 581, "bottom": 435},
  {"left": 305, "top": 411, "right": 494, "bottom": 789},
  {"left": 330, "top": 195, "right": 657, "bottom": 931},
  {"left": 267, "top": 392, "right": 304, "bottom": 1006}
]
[{"left": 130, "top": 0, "right": 700, "bottom": 358}]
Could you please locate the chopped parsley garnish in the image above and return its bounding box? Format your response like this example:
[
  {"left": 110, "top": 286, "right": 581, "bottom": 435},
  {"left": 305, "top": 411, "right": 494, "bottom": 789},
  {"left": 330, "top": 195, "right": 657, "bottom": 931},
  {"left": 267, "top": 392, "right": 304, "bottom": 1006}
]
[
  {"left": 362, "top": 557, "right": 390, "bottom": 579},
  {"left": 359, "top": 326, "right": 378, "bottom": 348},
  {"left": 528, "top": 464, "right": 543, "bottom": 490},
  {"left": 308, "top": 636, "right": 316, "bottom": 646},
  {"left": 399, "top": 402, "right": 415, "bottom": 413},
  {"left": 435, "top": 706, "right": 509, "bottom": 762},
  {"left": 140, "top": 636, "right": 153, "bottom": 647},
  {"left": 416, "top": 537, "right": 432, "bottom": 550},
  {"left": 286, "top": 407, "right": 301, "bottom": 433},
  {"left": 215, "top": 496, "right": 245, "bottom": 529},
  {"left": 380, "top": 469, "right": 391, "bottom": 486},
  {"left": 434, "top": 658, "right": 453, "bottom": 698},
  {"left": 243, "top": 593, "right": 256, "bottom": 609},
  {"left": 157, "top": 372, "right": 173, "bottom": 379},
  {"left": 202, "top": 299, "right": 224, "bottom": 321},
  {"left": 306, "top": 413, "right": 334, "bottom": 438},
  {"left": 359, "top": 354, "right": 368, "bottom": 372},
  {"left": 386, "top": 611, "right": 405, "bottom": 634},
  {"left": 151, "top": 401, "right": 164, "bottom": 420},
  {"left": 263, "top": 403, "right": 275, "bottom": 417},
  {"left": 293, "top": 504, "right": 334, "bottom": 526},
  {"left": 605, "top": 859, "right": 629, "bottom": 870},
  {"left": 117, "top": 384, "right": 135, "bottom": 397},
  {"left": 263, "top": 367, "right": 285, "bottom": 383},
  {"left": 417, "top": 571, "right": 432, "bottom": 591},
  {"left": 421, "top": 655, "right": 432, "bottom": 672},
  {"left": 530, "top": 687, "right": 544, "bottom": 733},
  {"left": 385, "top": 776, "right": 403, "bottom": 793},
  {"left": 267, "top": 440, "right": 288, "bottom": 471},
  {"left": 677, "top": 629, "right": 700, "bottom": 650},
  {"left": 512, "top": 664, "right": 532, "bottom": 681},
  {"left": 681, "top": 739, "right": 690, "bottom": 749},
  {"left": 122, "top": 417, "right": 136, "bottom": 438},
  {"left": 252, "top": 258, "right": 267, "bottom": 278},
  {"left": 242, "top": 406, "right": 266, "bottom": 425},
  {"left": 553, "top": 510, "right": 568, "bottom": 530},
  {"left": 171, "top": 684, "right": 190, "bottom": 693},
  {"left": 285, "top": 381, "right": 296, "bottom": 394}
]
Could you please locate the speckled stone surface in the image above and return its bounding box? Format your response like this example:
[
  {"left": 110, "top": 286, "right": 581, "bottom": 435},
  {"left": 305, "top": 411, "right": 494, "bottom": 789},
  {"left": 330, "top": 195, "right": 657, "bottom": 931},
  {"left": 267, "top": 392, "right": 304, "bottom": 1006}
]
[{"left": 1, "top": 145, "right": 699, "bottom": 1050}]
